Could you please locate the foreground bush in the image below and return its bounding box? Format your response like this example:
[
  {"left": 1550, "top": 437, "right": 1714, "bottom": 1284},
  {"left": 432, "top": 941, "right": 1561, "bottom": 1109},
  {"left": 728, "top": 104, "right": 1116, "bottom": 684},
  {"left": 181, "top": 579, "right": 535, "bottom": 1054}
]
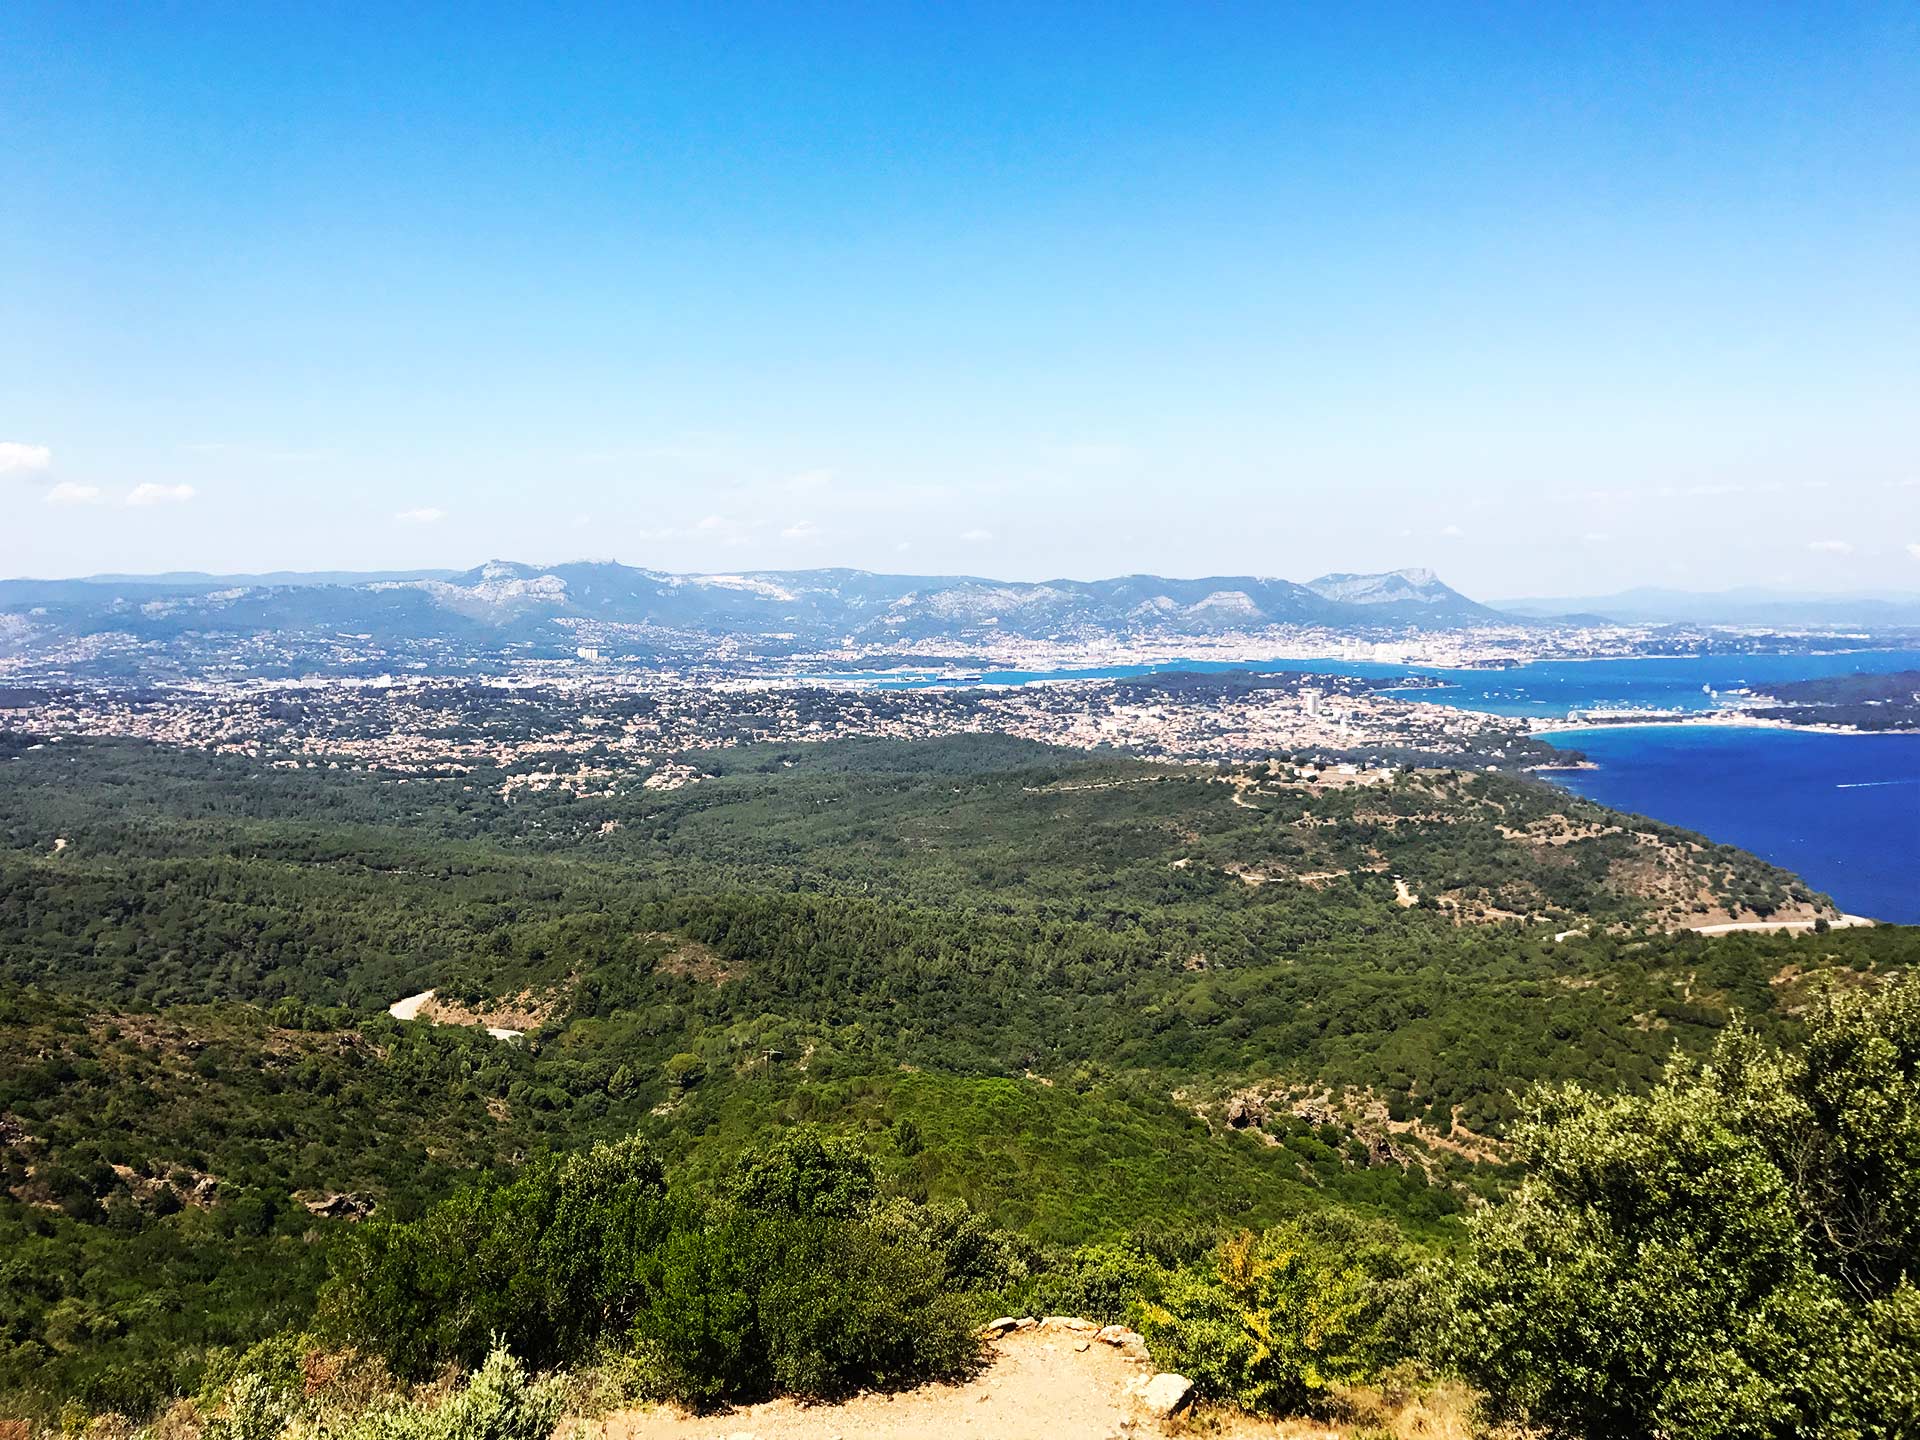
[
  {"left": 322, "top": 1136, "right": 669, "bottom": 1377},
  {"left": 634, "top": 1212, "right": 981, "bottom": 1407},
  {"left": 1136, "top": 1211, "right": 1416, "bottom": 1415},
  {"left": 1450, "top": 978, "right": 1920, "bottom": 1439},
  {"left": 210, "top": 1343, "right": 559, "bottom": 1440},
  {"left": 346, "top": 1344, "right": 563, "bottom": 1440},
  {"left": 1019, "top": 1242, "right": 1158, "bottom": 1325},
  {"left": 323, "top": 1127, "right": 986, "bottom": 1411}
]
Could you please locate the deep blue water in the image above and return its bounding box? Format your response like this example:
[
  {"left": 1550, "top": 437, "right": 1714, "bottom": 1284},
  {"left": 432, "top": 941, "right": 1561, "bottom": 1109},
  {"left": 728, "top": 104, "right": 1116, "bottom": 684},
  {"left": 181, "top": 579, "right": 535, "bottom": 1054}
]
[
  {"left": 1551, "top": 727, "right": 1920, "bottom": 924},
  {"left": 806, "top": 649, "right": 1920, "bottom": 921}
]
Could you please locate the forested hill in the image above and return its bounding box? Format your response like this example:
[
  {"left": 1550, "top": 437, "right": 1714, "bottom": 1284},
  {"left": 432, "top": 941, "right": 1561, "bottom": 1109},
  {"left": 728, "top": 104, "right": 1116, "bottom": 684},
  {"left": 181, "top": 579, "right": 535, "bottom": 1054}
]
[
  {"left": 1745, "top": 668, "right": 1920, "bottom": 730},
  {"left": 0, "top": 732, "right": 1910, "bottom": 1417}
]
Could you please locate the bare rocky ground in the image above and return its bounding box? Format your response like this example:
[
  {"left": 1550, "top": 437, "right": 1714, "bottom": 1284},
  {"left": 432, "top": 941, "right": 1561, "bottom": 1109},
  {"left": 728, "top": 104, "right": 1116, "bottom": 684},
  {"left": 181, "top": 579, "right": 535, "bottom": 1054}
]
[{"left": 590, "top": 1324, "right": 1472, "bottom": 1440}]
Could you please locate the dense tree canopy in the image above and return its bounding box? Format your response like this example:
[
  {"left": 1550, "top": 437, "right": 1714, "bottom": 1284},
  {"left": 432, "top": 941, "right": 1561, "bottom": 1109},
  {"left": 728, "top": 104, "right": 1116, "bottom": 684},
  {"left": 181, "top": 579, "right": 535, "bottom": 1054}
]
[{"left": 2, "top": 732, "right": 1916, "bottom": 1428}]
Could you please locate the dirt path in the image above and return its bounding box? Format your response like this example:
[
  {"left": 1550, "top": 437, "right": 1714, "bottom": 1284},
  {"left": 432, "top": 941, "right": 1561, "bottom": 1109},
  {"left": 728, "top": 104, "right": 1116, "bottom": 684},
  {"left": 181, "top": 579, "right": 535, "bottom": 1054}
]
[
  {"left": 388, "top": 987, "right": 529, "bottom": 1040},
  {"left": 592, "top": 1327, "right": 1333, "bottom": 1440},
  {"left": 1688, "top": 913, "right": 1875, "bottom": 936},
  {"left": 389, "top": 989, "right": 435, "bottom": 1020}
]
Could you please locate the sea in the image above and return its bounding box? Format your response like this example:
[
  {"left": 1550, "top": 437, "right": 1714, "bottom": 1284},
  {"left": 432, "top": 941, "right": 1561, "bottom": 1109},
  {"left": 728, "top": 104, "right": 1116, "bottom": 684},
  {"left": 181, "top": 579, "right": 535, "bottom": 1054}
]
[
  {"left": 816, "top": 649, "right": 1920, "bottom": 922},
  {"left": 1553, "top": 727, "right": 1920, "bottom": 924}
]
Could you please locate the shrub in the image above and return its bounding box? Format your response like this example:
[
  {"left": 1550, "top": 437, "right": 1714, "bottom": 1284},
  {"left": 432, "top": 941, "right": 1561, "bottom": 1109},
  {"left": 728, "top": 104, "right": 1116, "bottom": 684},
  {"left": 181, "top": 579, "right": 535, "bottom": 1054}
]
[
  {"left": 722, "top": 1127, "right": 875, "bottom": 1220},
  {"left": 1449, "top": 989, "right": 1920, "bottom": 1440},
  {"left": 323, "top": 1137, "right": 668, "bottom": 1377},
  {"left": 1137, "top": 1213, "right": 1415, "bottom": 1416},
  {"left": 1022, "top": 1243, "right": 1157, "bottom": 1325},
  {"left": 756, "top": 1218, "right": 981, "bottom": 1399},
  {"left": 629, "top": 1222, "right": 762, "bottom": 1410},
  {"left": 631, "top": 1215, "right": 982, "bottom": 1409},
  {"left": 334, "top": 1346, "right": 562, "bottom": 1440},
  {"left": 866, "top": 1196, "right": 1038, "bottom": 1294},
  {"left": 212, "top": 1373, "right": 289, "bottom": 1440}
]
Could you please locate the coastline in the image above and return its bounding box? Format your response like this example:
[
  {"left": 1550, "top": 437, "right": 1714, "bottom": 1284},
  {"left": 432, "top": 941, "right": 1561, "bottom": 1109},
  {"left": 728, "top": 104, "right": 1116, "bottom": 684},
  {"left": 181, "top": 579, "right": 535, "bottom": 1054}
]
[
  {"left": 1537, "top": 721, "right": 1920, "bottom": 925},
  {"left": 1535, "top": 715, "right": 1915, "bottom": 739}
]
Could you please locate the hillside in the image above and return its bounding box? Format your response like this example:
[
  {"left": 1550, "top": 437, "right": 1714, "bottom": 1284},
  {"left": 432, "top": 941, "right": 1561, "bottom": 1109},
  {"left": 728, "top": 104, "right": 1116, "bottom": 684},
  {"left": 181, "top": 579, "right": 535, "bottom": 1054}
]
[
  {"left": 2, "top": 731, "right": 1909, "bottom": 1417},
  {"left": 1744, "top": 668, "right": 1920, "bottom": 730}
]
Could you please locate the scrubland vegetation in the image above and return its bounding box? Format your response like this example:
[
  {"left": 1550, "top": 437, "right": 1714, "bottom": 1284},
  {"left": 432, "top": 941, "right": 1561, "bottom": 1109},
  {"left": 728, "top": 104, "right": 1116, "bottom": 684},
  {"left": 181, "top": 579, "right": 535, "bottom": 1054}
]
[{"left": 3, "top": 734, "right": 1917, "bottom": 1436}]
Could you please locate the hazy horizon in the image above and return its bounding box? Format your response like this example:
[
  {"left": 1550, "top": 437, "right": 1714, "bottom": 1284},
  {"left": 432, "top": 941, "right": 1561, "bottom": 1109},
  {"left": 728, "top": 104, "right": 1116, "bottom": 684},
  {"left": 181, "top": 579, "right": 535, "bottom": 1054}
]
[
  {"left": 7, "top": 5, "right": 1918, "bottom": 591},
  {"left": 10, "top": 554, "right": 1920, "bottom": 606}
]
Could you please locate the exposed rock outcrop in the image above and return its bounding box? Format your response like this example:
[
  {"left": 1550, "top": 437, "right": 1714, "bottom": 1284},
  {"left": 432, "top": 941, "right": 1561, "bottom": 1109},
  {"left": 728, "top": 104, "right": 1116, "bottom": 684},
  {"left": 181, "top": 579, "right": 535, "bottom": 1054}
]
[{"left": 302, "top": 1191, "right": 376, "bottom": 1221}]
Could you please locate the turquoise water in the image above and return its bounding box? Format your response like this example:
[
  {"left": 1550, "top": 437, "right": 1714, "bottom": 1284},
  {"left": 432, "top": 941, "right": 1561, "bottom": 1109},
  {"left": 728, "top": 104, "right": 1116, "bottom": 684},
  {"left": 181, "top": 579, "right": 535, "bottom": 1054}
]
[
  {"left": 826, "top": 649, "right": 1920, "bottom": 718},
  {"left": 1552, "top": 727, "right": 1920, "bottom": 923}
]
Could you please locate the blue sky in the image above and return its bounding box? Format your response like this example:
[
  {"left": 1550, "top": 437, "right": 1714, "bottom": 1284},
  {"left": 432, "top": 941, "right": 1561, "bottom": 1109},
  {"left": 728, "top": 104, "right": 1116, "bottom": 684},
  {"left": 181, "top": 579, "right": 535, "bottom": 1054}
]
[{"left": 4, "top": 3, "right": 1917, "bottom": 593}]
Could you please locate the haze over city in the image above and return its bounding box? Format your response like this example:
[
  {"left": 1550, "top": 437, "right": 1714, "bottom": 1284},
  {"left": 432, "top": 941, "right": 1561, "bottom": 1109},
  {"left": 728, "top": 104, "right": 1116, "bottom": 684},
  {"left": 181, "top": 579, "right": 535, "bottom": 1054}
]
[{"left": 6, "top": 3, "right": 1918, "bottom": 591}]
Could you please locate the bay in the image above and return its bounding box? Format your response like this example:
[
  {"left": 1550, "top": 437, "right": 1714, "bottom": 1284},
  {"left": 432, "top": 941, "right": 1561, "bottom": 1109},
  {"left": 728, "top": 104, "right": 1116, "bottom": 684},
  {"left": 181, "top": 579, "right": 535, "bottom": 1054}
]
[
  {"left": 816, "top": 648, "right": 1920, "bottom": 718},
  {"left": 1550, "top": 726, "right": 1920, "bottom": 923},
  {"left": 808, "top": 649, "right": 1920, "bottom": 921}
]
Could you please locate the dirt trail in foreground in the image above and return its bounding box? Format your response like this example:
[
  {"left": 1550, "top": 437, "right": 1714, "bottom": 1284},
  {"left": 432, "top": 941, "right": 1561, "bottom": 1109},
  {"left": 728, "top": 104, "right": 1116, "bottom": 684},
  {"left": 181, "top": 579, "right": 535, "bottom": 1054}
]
[{"left": 593, "top": 1329, "right": 1348, "bottom": 1440}]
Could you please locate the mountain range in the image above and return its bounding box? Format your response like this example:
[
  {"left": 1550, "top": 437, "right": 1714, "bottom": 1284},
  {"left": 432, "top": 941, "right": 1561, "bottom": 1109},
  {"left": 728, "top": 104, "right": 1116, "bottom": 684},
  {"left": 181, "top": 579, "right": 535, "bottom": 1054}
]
[
  {"left": 1497, "top": 586, "right": 1920, "bottom": 629},
  {"left": 0, "top": 560, "right": 1506, "bottom": 656}
]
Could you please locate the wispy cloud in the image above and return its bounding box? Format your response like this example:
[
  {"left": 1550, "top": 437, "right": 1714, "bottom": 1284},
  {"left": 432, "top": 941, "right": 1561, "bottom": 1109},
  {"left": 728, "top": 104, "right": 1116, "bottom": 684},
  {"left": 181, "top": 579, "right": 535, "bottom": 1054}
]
[
  {"left": 959, "top": 527, "right": 994, "bottom": 543},
  {"left": 395, "top": 506, "right": 446, "bottom": 524},
  {"left": 125, "top": 482, "right": 197, "bottom": 506},
  {"left": 1439, "top": 523, "right": 1465, "bottom": 539},
  {"left": 1807, "top": 539, "right": 1853, "bottom": 555},
  {"left": 45, "top": 482, "right": 102, "bottom": 506},
  {"left": 0, "top": 442, "right": 52, "bottom": 475},
  {"left": 780, "top": 519, "right": 821, "bottom": 542},
  {"left": 1907, "top": 543, "right": 1920, "bottom": 563}
]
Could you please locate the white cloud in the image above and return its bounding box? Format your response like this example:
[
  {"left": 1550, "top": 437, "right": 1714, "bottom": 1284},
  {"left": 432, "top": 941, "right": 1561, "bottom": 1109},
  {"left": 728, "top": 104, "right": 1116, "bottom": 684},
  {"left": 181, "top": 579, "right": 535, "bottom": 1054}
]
[
  {"left": 45, "top": 482, "right": 102, "bottom": 506},
  {"left": 1439, "top": 524, "right": 1465, "bottom": 539},
  {"left": 959, "top": 527, "right": 993, "bottom": 542},
  {"left": 395, "top": 506, "right": 446, "bottom": 524},
  {"left": 124, "top": 482, "right": 196, "bottom": 506},
  {"left": 696, "top": 514, "right": 730, "bottom": 531},
  {"left": 1907, "top": 543, "right": 1920, "bottom": 562},
  {"left": 894, "top": 540, "right": 912, "bottom": 553},
  {"left": 0, "top": 442, "right": 52, "bottom": 475},
  {"left": 780, "top": 519, "right": 821, "bottom": 542},
  {"left": 784, "top": 468, "right": 835, "bottom": 495},
  {"left": 1807, "top": 539, "right": 1853, "bottom": 555},
  {"left": 1581, "top": 532, "right": 1612, "bottom": 544}
]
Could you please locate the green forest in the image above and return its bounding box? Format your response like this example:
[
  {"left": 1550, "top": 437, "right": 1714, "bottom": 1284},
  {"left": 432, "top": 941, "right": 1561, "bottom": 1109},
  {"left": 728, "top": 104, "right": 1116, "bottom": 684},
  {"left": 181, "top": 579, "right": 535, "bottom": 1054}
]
[{"left": 3, "top": 732, "right": 1917, "bottom": 1436}]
